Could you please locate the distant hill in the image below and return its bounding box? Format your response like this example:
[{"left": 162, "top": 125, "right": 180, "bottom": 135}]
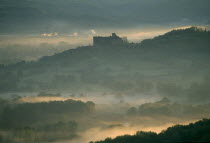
[
  {"left": 140, "top": 27, "right": 210, "bottom": 49},
  {"left": 90, "top": 118, "right": 210, "bottom": 143},
  {"left": 0, "top": 27, "right": 210, "bottom": 102}
]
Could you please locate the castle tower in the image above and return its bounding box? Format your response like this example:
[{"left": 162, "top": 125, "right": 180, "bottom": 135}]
[
  {"left": 93, "top": 33, "right": 128, "bottom": 47},
  {"left": 112, "top": 33, "right": 117, "bottom": 37}
]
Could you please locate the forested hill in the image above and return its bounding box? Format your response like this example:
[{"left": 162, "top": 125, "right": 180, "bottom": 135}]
[
  {"left": 140, "top": 27, "right": 210, "bottom": 48},
  {"left": 0, "top": 27, "right": 210, "bottom": 98},
  {"left": 90, "top": 119, "right": 210, "bottom": 143}
]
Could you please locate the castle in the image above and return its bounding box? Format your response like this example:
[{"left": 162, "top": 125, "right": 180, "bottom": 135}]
[{"left": 93, "top": 33, "right": 128, "bottom": 47}]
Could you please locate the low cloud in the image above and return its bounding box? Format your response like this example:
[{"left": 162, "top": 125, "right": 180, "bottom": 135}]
[
  {"left": 90, "top": 29, "right": 96, "bottom": 35},
  {"left": 68, "top": 32, "right": 79, "bottom": 37},
  {"left": 41, "top": 32, "right": 58, "bottom": 37},
  {"left": 125, "top": 30, "right": 168, "bottom": 42}
]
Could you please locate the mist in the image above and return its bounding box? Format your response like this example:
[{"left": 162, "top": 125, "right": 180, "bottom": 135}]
[
  {"left": 1, "top": 92, "right": 209, "bottom": 143},
  {"left": 0, "top": 0, "right": 210, "bottom": 143}
]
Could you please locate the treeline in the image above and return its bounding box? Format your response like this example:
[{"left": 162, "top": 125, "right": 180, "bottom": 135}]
[
  {"left": 0, "top": 98, "right": 95, "bottom": 143},
  {"left": 127, "top": 98, "right": 210, "bottom": 117},
  {"left": 0, "top": 99, "right": 95, "bottom": 128},
  {"left": 90, "top": 119, "right": 210, "bottom": 143},
  {"left": 140, "top": 26, "right": 210, "bottom": 49},
  {"left": 0, "top": 121, "right": 77, "bottom": 143}
]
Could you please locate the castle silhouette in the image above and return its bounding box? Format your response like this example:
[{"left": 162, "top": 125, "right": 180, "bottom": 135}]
[{"left": 93, "top": 33, "right": 128, "bottom": 47}]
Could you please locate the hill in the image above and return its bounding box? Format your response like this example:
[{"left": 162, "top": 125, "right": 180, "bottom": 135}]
[
  {"left": 90, "top": 118, "right": 210, "bottom": 143},
  {"left": 0, "top": 27, "right": 210, "bottom": 102}
]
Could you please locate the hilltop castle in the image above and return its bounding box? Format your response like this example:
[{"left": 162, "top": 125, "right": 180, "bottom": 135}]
[{"left": 93, "top": 33, "right": 128, "bottom": 47}]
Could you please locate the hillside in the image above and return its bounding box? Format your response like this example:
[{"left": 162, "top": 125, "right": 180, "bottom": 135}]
[
  {"left": 90, "top": 119, "right": 210, "bottom": 143},
  {"left": 0, "top": 27, "right": 210, "bottom": 102}
]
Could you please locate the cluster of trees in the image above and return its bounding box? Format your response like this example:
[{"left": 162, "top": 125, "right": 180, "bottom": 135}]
[
  {"left": 127, "top": 98, "right": 210, "bottom": 117},
  {"left": 0, "top": 121, "right": 77, "bottom": 143},
  {"left": 0, "top": 98, "right": 95, "bottom": 143},
  {"left": 90, "top": 119, "right": 210, "bottom": 143},
  {"left": 0, "top": 99, "right": 95, "bottom": 128}
]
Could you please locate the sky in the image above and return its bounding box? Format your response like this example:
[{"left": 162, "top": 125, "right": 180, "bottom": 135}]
[
  {"left": 0, "top": 0, "right": 210, "bottom": 63},
  {"left": 1, "top": 0, "right": 210, "bottom": 33},
  {"left": 1, "top": 0, "right": 210, "bottom": 34}
]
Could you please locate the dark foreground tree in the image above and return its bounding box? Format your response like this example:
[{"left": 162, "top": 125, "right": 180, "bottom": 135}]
[{"left": 91, "top": 119, "right": 210, "bottom": 143}]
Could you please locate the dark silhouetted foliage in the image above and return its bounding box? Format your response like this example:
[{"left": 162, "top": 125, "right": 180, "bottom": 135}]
[{"left": 91, "top": 119, "right": 210, "bottom": 143}]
